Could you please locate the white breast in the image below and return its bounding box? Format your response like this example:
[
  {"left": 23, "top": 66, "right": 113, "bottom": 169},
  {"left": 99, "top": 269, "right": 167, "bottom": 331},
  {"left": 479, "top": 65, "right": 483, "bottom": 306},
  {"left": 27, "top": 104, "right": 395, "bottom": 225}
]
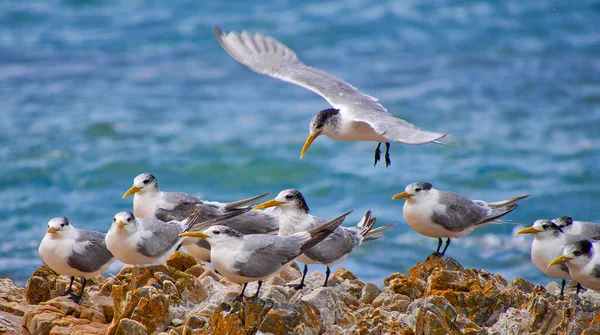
[
  {"left": 133, "top": 192, "right": 159, "bottom": 219},
  {"left": 105, "top": 229, "right": 163, "bottom": 265},
  {"left": 38, "top": 235, "right": 95, "bottom": 277},
  {"left": 530, "top": 238, "right": 571, "bottom": 280}
]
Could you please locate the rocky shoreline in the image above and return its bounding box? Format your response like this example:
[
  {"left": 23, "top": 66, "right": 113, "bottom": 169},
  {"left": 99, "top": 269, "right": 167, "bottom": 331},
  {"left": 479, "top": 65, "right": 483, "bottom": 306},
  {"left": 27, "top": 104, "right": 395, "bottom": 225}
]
[{"left": 1, "top": 253, "right": 599, "bottom": 335}]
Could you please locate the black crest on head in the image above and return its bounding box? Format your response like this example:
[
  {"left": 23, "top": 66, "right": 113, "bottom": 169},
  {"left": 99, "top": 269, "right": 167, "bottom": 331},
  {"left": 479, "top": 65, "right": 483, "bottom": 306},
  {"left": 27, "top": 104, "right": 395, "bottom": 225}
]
[
  {"left": 554, "top": 216, "right": 573, "bottom": 228},
  {"left": 286, "top": 189, "right": 310, "bottom": 214},
  {"left": 314, "top": 108, "right": 340, "bottom": 127},
  {"left": 415, "top": 182, "right": 433, "bottom": 191},
  {"left": 571, "top": 240, "right": 593, "bottom": 258},
  {"left": 220, "top": 227, "right": 243, "bottom": 238}
]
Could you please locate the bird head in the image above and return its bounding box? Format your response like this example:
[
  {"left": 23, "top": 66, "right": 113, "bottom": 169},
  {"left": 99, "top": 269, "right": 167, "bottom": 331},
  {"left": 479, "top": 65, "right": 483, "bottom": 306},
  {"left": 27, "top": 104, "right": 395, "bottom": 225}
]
[
  {"left": 392, "top": 182, "right": 433, "bottom": 203},
  {"left": 122, "top": 173, "right": 158, "bottom": 198},
  {"left": 254, "top": 189, "right": 310, "bottom": 214},
  {"left": 112, "top": 211, "right": 137, "bottom": 232},
  {"left": 180, "top": 225, "right": 243, "bottom": 245},
  {"left": 301, "top": 108, "right": 340, "bottom": 159},
  {"left": 46, "top": 217, "right": 74, "bottom": 237},
  {"left": 516, "top": 219, "right": 563, "bottom": 239},
  {"left": 548, "top": 239, "right": 593, "bottom": 268}
]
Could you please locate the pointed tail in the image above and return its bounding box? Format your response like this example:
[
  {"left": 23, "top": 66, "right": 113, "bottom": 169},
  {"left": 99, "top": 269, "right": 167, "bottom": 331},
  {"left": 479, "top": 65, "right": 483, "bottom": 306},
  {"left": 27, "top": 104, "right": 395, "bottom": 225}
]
[
  {"left": 184, "top": 206, "right": 253, "bottom": 233},
  {"left": 487, "top": 194, "right": 530, "bottom": 208},
  {"left": 223, "top": 192, "right": 271, "bottom": 211}
]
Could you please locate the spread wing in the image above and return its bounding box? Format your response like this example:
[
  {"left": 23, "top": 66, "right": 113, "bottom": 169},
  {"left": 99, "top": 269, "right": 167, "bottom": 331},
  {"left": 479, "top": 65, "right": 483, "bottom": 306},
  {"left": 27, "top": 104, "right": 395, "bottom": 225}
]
[
  {"left": 136, "top": 219, "right": 183, "bottom": 258},
  {"left": 214, "top": 27, "right": 448, "bottom": 144},
  {"left": 68, "top": 229, "right": 114, "bottom": 273}
]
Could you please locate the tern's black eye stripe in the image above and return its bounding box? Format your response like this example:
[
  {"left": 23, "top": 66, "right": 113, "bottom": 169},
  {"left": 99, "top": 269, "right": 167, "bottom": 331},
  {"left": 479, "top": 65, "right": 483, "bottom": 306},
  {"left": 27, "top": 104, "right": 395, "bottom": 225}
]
[{"left": 213, "top": 230, "right": 220, "bottom": 235}]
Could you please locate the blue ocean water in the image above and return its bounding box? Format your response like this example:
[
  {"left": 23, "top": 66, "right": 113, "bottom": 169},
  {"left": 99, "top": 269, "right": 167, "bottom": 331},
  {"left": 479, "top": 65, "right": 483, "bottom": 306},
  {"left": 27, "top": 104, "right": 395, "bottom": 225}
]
[{"left": 1, "top": 0, "right": 599, "bottom": 287}]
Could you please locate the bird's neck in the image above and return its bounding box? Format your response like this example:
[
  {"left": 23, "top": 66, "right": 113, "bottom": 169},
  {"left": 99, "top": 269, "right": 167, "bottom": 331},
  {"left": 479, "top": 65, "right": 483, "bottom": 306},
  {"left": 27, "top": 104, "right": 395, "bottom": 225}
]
[{"left": 278, "top": 209, "right": 312, "bottom": 236}]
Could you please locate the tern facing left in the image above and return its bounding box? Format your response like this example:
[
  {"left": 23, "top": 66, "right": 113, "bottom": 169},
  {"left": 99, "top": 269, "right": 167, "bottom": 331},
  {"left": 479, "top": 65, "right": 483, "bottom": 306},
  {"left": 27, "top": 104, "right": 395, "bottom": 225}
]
[
  {"left": 214, "top": 26, "right": 449, "bottom": 167},
  {"left": 392, "top": 182, "right": 529, "bottom": 256},
  {"left": 38, "top": 217, "right": 115, "bottom": 303},
  {"left": 549, "top": 239, "right": 600, "bottom": 291},
  {"left": 516, "top": 220, "right": 575, "bottom": 295},
  {"left": 254, "top": 189, "right": 395, "bottom": 289},
  {"left": 180, "top": 211, "right": 351, "bottom": 300}
]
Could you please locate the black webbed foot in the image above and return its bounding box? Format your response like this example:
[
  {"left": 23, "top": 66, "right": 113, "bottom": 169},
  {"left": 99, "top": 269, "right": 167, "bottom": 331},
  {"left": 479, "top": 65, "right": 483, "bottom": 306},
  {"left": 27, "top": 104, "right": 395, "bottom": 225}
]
[
  {"left": 384, "top": 142, "right": 391, "bottom": 167},
  {"left": 288, "top": 282, "right": 305, "bottom": 290},
  {"left": 374, "top": 143, "right": 382, "bottom": 166}
]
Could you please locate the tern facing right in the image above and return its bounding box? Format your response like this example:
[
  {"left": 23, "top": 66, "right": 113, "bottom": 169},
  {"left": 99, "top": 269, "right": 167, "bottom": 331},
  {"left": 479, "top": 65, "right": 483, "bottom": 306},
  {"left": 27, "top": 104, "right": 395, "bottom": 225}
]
[
  {"left": 214, "top": 26, "right": 449, "bottom": 167},
  {"left": 392, "top": 182, "right": 529, "bottom": 256},
  {"left": 254, "top": 189, "right": 395, "bottom": 289},
  {"left": 180, "top": 211, "right": 352, "bottom": 300},
  {"left": 549, "top": 239, "right": 600, "bottom": 291}
]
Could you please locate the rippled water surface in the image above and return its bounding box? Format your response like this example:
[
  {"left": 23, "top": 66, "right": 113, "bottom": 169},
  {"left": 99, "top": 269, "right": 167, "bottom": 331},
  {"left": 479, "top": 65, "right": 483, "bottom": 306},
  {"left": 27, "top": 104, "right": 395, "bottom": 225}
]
[{"left": 1, "top": 0, "right": 599, "bottom": 286}]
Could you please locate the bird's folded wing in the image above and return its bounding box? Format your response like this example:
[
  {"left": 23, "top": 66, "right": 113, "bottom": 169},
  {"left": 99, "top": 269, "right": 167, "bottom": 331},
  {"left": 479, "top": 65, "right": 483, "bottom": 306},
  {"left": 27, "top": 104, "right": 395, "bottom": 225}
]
[
  {"left": 68, "top": 230, "right": 114, "bottom": 273},
  {"left": 234, "top": 235, "right": 305, "bottom": 278}
]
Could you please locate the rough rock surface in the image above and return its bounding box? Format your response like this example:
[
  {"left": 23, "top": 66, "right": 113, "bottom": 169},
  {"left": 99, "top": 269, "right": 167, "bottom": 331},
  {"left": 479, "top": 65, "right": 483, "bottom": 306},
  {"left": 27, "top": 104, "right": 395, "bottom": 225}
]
[{"left": 5, "top": 253, "right": 600, "bottom": 334}]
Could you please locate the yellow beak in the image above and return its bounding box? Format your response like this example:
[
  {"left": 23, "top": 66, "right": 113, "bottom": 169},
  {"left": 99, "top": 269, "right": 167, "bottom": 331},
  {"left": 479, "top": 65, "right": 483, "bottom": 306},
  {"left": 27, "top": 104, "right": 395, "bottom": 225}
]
[
  {"left": 392, "top": 192, "right": 412, "bottom": 200},
  {"left": 300, "top": 134, "right": 318, "bottom": 159},
  {"left": 116, "top": 220, "right": 127, "bottom": 228},
  {"left": 179, "top": 231, "right": 209, "bottom": 239},
  {"left": 253, "top": 199, "right": 285, "bottom": 210},
  {"left": 548, "top": 255, "right": 572, "bottom": 267},
  {"left": 122, "top": 185, "right": 142, "bottom": 199},
  {"left": 46, "top": 227, "right": 59, "bottom": 234},
  {"left": 516, "top": 227, "right": 539, "bottom": 235}
]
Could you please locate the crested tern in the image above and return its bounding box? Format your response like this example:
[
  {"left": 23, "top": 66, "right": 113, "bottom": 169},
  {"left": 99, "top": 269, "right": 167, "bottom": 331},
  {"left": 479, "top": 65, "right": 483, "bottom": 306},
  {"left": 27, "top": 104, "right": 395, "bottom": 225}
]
[
  {"left": 392, "top": 182, "right": 529, "bottom": 256},
  {"left": 553, "top": 216, "right": 600, "bottom": 240},
  {"left": 38, "top": 217, "right": 114, "bottom": 303},
  {"left": 516, "top": 220, "right": 575, "bottom": 295},
  {"left": 122, "top": 173, "right": 279, "bottom": 261},
  {"left": 104, "top": 208, "right": 230, "bottom": 265},
  {"left": 180, "top": 211, "right": 352, "bottom": 300},
  {"left": 214, "top": 26, "right": 449, "bottom": 167},
  {"left": 549, "top": 239, "right": 600, "bottom": 291},
  {"left": 254, "top": 189, "right": 395, "bottom": 289}
]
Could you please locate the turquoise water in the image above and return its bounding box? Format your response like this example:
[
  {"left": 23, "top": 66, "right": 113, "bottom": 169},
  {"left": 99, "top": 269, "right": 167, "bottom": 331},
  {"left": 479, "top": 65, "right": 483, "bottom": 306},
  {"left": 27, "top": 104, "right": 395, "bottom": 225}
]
[{"left": 1, "top": 0, "right": 599, "bottom": 286}]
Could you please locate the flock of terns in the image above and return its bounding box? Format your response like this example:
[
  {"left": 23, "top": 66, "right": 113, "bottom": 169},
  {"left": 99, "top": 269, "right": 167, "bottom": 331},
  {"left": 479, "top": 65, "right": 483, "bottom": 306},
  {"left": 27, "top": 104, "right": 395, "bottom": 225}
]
[{"left": 37, "top": 26, "right": 600, "bottom": 305}]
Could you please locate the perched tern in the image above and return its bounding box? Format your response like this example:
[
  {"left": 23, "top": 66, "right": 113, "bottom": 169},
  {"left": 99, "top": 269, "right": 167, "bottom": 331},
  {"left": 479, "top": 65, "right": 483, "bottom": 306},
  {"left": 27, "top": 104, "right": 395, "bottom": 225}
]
[
  {"left": 516, "top": 220, "right": 576, "bottom": 295},
  {"left": 392, "top": 182, "right": 529, "bottom": 256},
  {"left": 104, "top": 208, "right": 234, "bottom": 265},
  {"left": 38, "top": 217, "right": 114, "bottom": 303},
  {"left": 122, "top": 173, "right": 278, "bottom": 261},
  {"left": 214, "top": 26, "right": 449, "bottom": 167},
  {"left": 180, "top": 211, "right": 352, "bottom": 300},
  {"left": 254, "top": 189, "right": 395, "bottom": 289},
  {"left": 553, "top": 217, "right": 600, "bottom": 240},
  {"left": 549, "top": 239, "right": 600, "bottom": 291}
]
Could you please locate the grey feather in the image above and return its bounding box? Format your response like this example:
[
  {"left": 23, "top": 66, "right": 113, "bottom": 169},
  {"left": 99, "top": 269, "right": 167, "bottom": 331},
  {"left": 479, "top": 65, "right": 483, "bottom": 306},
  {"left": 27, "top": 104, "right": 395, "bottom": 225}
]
[
  {"left": 67, "top": 229, "right": 114, "bottom": 273},
  {"left": 235, "top": 234, "right": 307, "bottom": 278},
  {"left": 234, "top": 210, "right": 351, "bottom": 277},
  {"left": 214, "top": 27, "right": 448, "bottom": 144},
  {"left": 224, "top": 192, "right": 270, "bottom": 211},
  {"left": 430, "top": 191, "right": 491, "bottom": 232},
  {"left": 136, "top": 218, "right": 185, "bottom": 258}
]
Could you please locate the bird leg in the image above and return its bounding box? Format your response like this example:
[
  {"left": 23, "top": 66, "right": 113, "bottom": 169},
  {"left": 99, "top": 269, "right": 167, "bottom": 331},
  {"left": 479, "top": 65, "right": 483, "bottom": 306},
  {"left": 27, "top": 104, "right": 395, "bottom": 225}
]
[
  {"left": 384, "top": 142, "right": 391, "bottom": 167},
  {"left": 576, "top": 283, "right": 582, "bottom": 294},
  {"left": 560, "top": 279, "right": 566, "bottom": 296},
  {"left": 323, "top": 266, "right": 331, "bottom": 287},
  {"left": 289, "top": 264, "right": 308, "bottom": 290},
  {"left": 374, "top": 143, "right": 382, "bottom": 166},
  {"left": 440, "top": 238, "right": 451, "bottom": 256},
  {"left": 250, "top": 281, "right": 263, "bottom": 300},
  {"left": 60, "top": 276, "right": 75, "bottom": 296},
  {"left": 233, "top": 283, "right": 248, "bottom": 302},
  {"left": 69, "top": 278, "right": 86, "bottom": 304},
  {"left": 434, "top": 238, "right": 443, "bottom": 255}
]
